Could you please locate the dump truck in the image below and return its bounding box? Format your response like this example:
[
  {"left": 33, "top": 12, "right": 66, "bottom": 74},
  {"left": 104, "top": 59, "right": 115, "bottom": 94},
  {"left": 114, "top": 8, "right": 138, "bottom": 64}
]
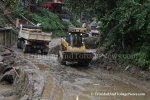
[
  {"left": 17, "top": 24, "right": 52, "bottom": 54},
  {"left": 58, "top": 27, "right": 94, "bottom": 66}
]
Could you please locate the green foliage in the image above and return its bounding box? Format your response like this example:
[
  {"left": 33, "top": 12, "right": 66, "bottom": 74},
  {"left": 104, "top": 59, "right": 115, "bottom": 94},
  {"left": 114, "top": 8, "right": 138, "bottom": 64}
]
[
  {"left": 132, "top": 42, "right": 150, "bottom": 69},
  {"left": 0, "top": 17, "right": 8, "bottom": 25},
  {"left": 64, "top": 0, "right": 150, "bottom": 70},
  {"left": 30, "top": 8, "right": 64, "bottom": 31},
  {"left": 0, "top": 8, "right": 9, "bottom": 25},
  {"left": 5, "top": 0, "right": 17, "bottom": 8},
  {"left": 70, "top": 18, "right": 80, "bottom": 27},
  {"left": 99, "top": 1, "right": 150, "bottom": 70},
  {"left": 12, "top": 7, "right": 26, "bottom": 17},
  {"left": 12, "top": 6, "right": 65, "bottom": 37},
  {"left": 52, "top": 30, "right": 66, "bottom": 37}
]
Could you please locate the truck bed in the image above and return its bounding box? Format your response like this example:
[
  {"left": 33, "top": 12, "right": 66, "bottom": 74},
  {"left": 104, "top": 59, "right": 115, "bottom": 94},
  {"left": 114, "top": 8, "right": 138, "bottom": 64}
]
[{"left": 20, "top": 30, "right": 52, "bottom": 42}]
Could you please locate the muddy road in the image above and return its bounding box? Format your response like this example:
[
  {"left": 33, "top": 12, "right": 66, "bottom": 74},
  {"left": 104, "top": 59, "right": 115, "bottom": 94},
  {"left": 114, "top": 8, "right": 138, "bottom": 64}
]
[{"left": 11, "top": 38, "right": 150, "bottom": 100}]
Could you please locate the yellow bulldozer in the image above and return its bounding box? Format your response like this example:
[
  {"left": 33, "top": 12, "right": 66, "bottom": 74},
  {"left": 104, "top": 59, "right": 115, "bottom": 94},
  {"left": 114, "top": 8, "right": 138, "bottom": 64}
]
[
  {"left": 58, "top": 27, "right": 94, "bottom": 66},
  {"left": 68, "top": 23, "right": 90, "bottom": 37}
]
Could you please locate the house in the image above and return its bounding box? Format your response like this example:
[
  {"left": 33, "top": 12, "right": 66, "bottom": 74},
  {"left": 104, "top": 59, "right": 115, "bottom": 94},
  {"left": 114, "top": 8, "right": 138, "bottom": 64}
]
[
  {"left": 89, "top": 25, "right": 100, "bottom": 37},
  {"left": 39, "top": 0, "right": 63, "bottom": 13}
]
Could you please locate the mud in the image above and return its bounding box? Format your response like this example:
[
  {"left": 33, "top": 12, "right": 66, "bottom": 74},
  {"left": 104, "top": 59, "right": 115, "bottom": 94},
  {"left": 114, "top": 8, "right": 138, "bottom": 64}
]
[
  {"left": 84, "top": 37, "right": 98, "bottom": 49},
  {"left": 15, "top": 38, "right": 149, "bottom": 100},
  {"left": 20, "top": 53, "right": 149, "bottom": 100},
  {"left": 0, "top": 47, "right": 17, "bottom": 100},
  {"left": 0, "top": 46, "right": 46, "bottom": 100},
  {"left": 91, "top": 51, "right": 150, "bottom": 81},
  {"left": 6, "top": 38, "right": 150, "bottom": 100}
]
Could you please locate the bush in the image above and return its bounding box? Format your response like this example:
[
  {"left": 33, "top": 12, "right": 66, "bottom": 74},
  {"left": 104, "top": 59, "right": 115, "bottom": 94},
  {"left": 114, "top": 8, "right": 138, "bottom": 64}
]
[
  {"left": 0, "top": 17, "right": 8, "bottom": 25},
  {"left": 29, "top": 8, "right": 64, "bottom": 31},
  {"left": 98, "top": 0, "right": 150, "bottom": 70}
]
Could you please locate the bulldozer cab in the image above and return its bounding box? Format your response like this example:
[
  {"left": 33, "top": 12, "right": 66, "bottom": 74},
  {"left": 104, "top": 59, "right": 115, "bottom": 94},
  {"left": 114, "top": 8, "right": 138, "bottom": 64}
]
[{"left": 66, "top": 31, "right": 83, "bottom": 47}]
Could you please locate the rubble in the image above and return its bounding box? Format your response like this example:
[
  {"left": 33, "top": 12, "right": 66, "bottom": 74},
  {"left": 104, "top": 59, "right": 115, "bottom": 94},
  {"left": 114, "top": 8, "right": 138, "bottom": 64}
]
[
  {"left": 0, "top": 56, "right": 3, "bottom": 62},
  {"left": 19, "top": 95, "right": 29, "bottom": 100},
  {"left": 0, "top": 47, "right": 45, "bottom": 100},
  {"left": 0, "top": 69, "right": 15, "bottom": 84},
  {"left": 1, "top": 49, "right": 12, "bottom": 56}
]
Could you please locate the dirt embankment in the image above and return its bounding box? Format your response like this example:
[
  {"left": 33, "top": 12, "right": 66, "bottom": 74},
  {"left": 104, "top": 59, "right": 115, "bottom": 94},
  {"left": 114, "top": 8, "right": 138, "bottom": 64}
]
[
  {"left": 49, "top": 37, "right": 150, "bottom": 82},
  {"left": 0, "top": 47, "right": 45, "bottom": 100},
  {"left": 84, "top": 37, "right": 98, "bottom": 49},
  {"left": 91, "top": 50, "right": 150, "bottom": 82},
  {"left": 82, "top": 36, "right": 150, "bottom": 82}
]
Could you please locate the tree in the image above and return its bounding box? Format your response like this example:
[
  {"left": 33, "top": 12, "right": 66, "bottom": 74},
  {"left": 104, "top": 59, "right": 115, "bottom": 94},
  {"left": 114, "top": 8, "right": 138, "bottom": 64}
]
[{"left": 64, "top": 0, "right": 150, "bottom": 69}]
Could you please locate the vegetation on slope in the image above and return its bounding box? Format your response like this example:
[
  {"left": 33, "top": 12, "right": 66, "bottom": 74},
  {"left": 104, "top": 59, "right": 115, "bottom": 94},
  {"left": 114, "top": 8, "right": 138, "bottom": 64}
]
[
  {"left": 3, "top": 1, "right": 66, "bottom": 37},
  {"left": 29, "top": 8, "right": 65, "bottom": 37},
  {"left": 64, "top": 0, "right": 150, "bottom": 70},
  {"left": 30, "top": 11, "right": 64, "bottom": 31},
  {"left": 0, "top": 8, "right": 9, "bottom": 26}
]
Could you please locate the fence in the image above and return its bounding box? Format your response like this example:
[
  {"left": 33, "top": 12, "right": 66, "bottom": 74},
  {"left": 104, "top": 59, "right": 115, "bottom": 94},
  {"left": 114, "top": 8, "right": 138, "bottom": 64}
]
[{"left": 0, "top": 27, "right": 18, "bottom": 47}]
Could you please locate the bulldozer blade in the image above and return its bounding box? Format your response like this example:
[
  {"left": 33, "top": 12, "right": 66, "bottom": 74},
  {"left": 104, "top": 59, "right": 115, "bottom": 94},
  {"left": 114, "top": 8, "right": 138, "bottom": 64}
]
[{"left": 60, "top": 51, "right": 94, "bottom": 62}]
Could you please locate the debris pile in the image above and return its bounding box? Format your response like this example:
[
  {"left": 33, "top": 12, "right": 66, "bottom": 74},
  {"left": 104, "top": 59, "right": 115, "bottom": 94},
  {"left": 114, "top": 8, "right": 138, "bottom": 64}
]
[
  {"left": 84, "top": 37, "right": 98, "bottom": 49},
  {"left": 0, "top": 47, "right": 45, "bottom": 100},
  {"left": 0, "top": 47, "right": 16, "bottom": 84},
  {"left": 0, "top": 47, "right": 17, "bottom": 100}
]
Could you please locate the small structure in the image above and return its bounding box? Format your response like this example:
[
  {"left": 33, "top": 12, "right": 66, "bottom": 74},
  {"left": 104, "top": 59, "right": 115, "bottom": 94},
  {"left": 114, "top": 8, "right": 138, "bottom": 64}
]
[
  {"left": 39, "top": 0, "right": 63, "bottom": 13},
  {"left": 0, "top": 26, "right": 17, "bottom": 47},
  {"left": 89, "top": 25, "right": 100, "bottom": 37}
]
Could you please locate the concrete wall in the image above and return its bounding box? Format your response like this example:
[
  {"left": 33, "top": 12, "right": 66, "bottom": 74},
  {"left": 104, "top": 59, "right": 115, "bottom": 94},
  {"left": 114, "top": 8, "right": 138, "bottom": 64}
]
[{"left": 0, "top": 28, "right": 18, "bottom": 47}]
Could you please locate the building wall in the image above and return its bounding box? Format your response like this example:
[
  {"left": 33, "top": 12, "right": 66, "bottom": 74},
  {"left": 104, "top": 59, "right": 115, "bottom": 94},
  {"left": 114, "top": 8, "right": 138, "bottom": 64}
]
[
  {"left": 0, "top": 31, "right": 4, "bottom": 46},
  {"left": 0, "top": 29, "right": 18, "bottom": 47}
]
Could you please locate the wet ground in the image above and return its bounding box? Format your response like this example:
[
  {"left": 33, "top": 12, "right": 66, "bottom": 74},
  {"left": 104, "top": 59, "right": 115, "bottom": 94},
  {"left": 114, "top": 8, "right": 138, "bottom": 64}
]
[
  {"left": 0, "top": 48, "right": 17, "bottom": 100},
  {"left": 11, "top": 38, "right": 150, "bottom": 100},
  {"left": 0, "top": 83, "right": 16, "bottom": 100}
]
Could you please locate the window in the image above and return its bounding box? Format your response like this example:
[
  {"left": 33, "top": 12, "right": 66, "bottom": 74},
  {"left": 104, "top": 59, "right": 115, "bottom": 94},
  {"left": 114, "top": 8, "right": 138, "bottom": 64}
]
[{"left": 67, "top": 33, "right": 83, "bottom": 47}]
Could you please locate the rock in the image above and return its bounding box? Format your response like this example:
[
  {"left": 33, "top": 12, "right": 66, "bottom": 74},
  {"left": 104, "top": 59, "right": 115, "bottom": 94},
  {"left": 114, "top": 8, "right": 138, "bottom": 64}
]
[
  {"left": 1, "top": 49, "right": 11, "bottom": 56},
  {"left": 0, "top": 96, "right": 17, "bottom": 100},
  {"left": 19, "top": 95, "right": 29, "bottom": 100},
  {"left": 0, "top": 62, "right": 4, "bottom": 73},
  {"left": 0, "top": 89, "right": 15, "bottom": 97},
  {"left": 0, "top": 81, "right": 10, "bottom": 85},
  {"left": 0, "top": 69, "right": 15, "bottom": 84},
  {"left": 0, "top": 56, "right": 3, "bottom": 62},
  {"left": 3, "top": 56, "right": 15, "bottom": 66},
  {"left": 0, "top": 62, "right": 3, "bottom": 66},
  {"left": 3, "top": 66, "right": 13, "bottom": 74},
  {"left": 0, "top": 96, "right": 4, "bottom": 100},
  {"left": 84, "top": 37, "right": 98, "bottom": 49},
  {"left": 0, "top": 47, "right": 5, "bottom": 52},
  {"left": 50, "top": 45, "right": 60, "bottom": 54},
  {"left": 104, "top": 65, "right": 112, "bottom": 70}
]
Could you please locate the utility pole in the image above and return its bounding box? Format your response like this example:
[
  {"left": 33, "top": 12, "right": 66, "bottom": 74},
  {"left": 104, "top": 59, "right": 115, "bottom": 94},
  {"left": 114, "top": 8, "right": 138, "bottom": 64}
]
[{"left": 26, "top": 5, "right": 30, "bottom": 24}]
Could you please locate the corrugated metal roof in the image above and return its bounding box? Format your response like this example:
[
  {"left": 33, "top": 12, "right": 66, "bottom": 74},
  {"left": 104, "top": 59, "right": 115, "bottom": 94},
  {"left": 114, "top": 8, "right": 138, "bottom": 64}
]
[{"left": 0, "top": 27, "right": 12, "bottom": 31}]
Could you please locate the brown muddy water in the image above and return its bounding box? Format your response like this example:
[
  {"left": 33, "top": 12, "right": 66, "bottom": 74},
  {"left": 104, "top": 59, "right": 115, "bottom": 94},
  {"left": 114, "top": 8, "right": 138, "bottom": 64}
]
[
  {"left": 10, "top": 38, "right": 150, "bottom": 100},
  {"left": 24, "top": 53, "right": 150, "bottom": 100}
]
